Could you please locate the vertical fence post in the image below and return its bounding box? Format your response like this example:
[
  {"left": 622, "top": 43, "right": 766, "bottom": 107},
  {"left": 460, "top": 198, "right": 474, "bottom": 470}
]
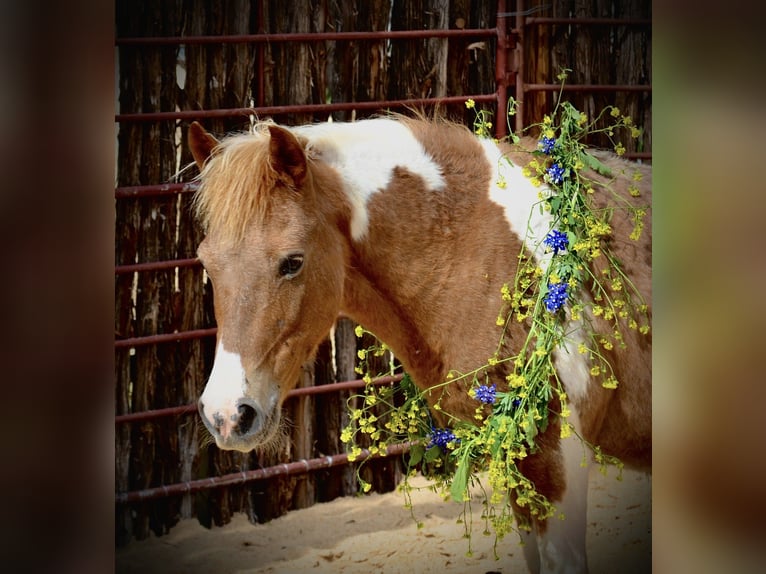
[{"left": 495, "top": 0, "right": 508, "bottom": 139}]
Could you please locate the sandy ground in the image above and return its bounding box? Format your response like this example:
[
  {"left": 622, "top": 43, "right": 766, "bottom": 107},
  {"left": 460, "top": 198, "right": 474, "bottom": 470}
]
[{"left": 116, "top": 467, "right": 651, "bottom": 574}]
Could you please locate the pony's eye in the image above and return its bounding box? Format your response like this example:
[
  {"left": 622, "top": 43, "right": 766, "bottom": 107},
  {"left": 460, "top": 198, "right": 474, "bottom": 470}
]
[{"left": 279, "top": 254, "right": 304, "bottom": 278}]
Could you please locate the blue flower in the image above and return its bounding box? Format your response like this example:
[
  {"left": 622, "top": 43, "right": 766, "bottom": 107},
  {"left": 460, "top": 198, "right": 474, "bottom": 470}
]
[
  {"left": 544, "top": 229, "right": 569, "bottom": 255},
  {"left": 473, "top": 383, "right": 497, "bottom": 405},
  {"left": 544, "top": 282, "right": 569, "bottom": 312},
  {"left": 428, "top": 427, "right": 458, "bottom": 449},
  {"left": 547, "top": 163, "right": 566, "bottom": 185},
  {"left": 539, "top": 136, "right": 556, "bottom": 155}
]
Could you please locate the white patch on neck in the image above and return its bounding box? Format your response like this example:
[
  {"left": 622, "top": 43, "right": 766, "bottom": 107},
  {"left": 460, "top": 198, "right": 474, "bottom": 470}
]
[
  {"left": 479, "top": 137, "right": 553, "bottom": 266},
  {"left": 553, "top": 325, "right": 591, "bottom": 402},
  {"left": 292, "top": 119, "right": 445, "bottom": 241},
  {"left": 480, "top": 138, "right": 590, "bottom": 401},
  {"left": 200, "top": 340, "right": 247, "bottom": 414}
]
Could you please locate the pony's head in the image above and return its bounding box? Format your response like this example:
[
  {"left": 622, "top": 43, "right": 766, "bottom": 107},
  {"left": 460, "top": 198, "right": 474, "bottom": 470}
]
[{"left": 188, "top": 122, "right": 346, "bottom": 452}]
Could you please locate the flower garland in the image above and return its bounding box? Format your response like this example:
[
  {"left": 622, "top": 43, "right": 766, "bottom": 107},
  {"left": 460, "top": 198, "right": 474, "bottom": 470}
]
[{"left": 341, "top": 71, "right": 650, "bottom": 552}]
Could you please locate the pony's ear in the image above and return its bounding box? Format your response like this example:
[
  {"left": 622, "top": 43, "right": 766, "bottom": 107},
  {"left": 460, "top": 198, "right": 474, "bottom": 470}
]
[
  {"left": 188, "top": 121, "right": 219, "bottom": 169},
  {"left": 267, "top": 124, "right": 307, "bottom": 187}
]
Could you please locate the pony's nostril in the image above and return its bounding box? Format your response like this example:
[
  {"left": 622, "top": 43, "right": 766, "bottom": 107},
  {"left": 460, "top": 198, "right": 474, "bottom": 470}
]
[{"left": 236, "top": 402, "right": 257, "bottom": 435}]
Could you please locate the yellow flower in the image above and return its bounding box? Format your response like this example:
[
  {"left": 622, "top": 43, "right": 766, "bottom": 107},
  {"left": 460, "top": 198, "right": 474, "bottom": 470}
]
[
  {"left": 347, "top": 446, "right": 362, "bottom": 462},
  {"left": 610, "top": 107, "right": 620, "bottom": 117},
  {"left": 614, "top": 143, "right": 626, "bottom": 156},
  {"left": 630, "top": 126, "right": 641, "bottom": 138},
  {"left": 465, "top": 98, "right": 475, "bottom": 109},
  {"left": 602, "top": 377, "right": 619, "bottom": 389},
  {"left": 354, "top": 325, "right": 364, "bottom": 337},
  {"left": 357, "top": 349, "right": 367, "bottom": 360},
  {"left": 507, "top": 373, "right": 526, "bottom": 388},
  {"left": 560, "top": 422, "right": 572, "bottom": 438}
]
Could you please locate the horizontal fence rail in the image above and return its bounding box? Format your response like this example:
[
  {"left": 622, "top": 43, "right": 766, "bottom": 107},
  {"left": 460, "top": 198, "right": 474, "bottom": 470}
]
[
  {"left": 117, "top": 442, "right": 412, "bottom": 504},
  {"left": 114, "top": 327, "right": 217, "bottom": 349},
  {"left": 114, "top": 257, "right": 201, "bottom": 275},
  {"left": 115, "top": 374, "right": 403, "bottom": 424},
  {"left": 114, "top": 182, "right": 198, "bottom": 199},
  {"left": 115, "top": 28, "right": 499, "bottom": 46},
  {"left": 115, "top": 94, "right": 499, "bottom": 124}
]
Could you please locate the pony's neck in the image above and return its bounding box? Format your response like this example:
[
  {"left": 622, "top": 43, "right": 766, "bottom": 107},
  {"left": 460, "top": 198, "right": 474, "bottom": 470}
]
[{"left": 334, "top": 137, "right": 528, "bottom": 418}]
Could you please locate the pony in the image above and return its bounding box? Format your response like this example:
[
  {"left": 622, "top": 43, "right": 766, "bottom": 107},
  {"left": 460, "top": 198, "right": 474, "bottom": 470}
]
[{"left": 187, "top": 115, "right": 651, "bottom": 574}]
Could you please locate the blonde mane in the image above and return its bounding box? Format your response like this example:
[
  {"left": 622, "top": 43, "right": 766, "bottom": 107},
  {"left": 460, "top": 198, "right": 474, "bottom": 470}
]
[{"left": 193, "top": 123, "right": 277, "bottom": 244}]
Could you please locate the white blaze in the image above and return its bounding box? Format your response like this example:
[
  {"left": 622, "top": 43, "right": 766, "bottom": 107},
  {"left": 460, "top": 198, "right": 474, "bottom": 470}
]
[{"left": 200, "top": 340, "right": 247, "bottom": 415}]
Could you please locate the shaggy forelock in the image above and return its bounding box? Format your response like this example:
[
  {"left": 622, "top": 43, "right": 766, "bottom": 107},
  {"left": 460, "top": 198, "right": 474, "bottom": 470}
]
[{"left": 193, "top": 124, "right": 277, "bottom": 244}]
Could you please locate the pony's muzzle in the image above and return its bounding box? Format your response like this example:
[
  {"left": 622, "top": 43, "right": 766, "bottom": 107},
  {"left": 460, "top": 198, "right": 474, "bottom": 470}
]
[{"left": 198, "top": 397, "right": 263, "bottom": 446}]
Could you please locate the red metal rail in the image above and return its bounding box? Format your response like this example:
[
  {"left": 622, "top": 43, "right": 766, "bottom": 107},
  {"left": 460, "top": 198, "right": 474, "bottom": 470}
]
[
  {"left": 117, "top": 442, "right": 411, "bottom": 504},
  {"left": 115, "top": 374, "right": 403, "bottom": 424},
  {"left": 115, "top": 182, "right": 197, "bottom": 199},
  {"left": 114, "top": 327, "right": 217, "bottom": 349},
  {"left": 114, "top": 257, "right": 200, "bottom": 275},
  {"left": 116, "top": 28, "right": 497, "bottom": 46},
  {"left": 115, "top": 94, "right": 498, "bottom": 124}
]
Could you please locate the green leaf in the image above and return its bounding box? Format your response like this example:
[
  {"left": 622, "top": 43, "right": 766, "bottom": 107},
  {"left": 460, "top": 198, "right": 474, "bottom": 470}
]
[
  {"left": 525, "top": 409, "right": 539, "bottom": 444},
  {"left": 450, "top": 460, "right": 470, "bottom": 501},
  {"left": 580, "top": 151, "right": 612, "bottom": 177},
  {"left": 408, "top": 443, "right": 424, "bottom": 467},
  {"left": 424, "top": 445, "right": 443, "bottom": 462}
]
